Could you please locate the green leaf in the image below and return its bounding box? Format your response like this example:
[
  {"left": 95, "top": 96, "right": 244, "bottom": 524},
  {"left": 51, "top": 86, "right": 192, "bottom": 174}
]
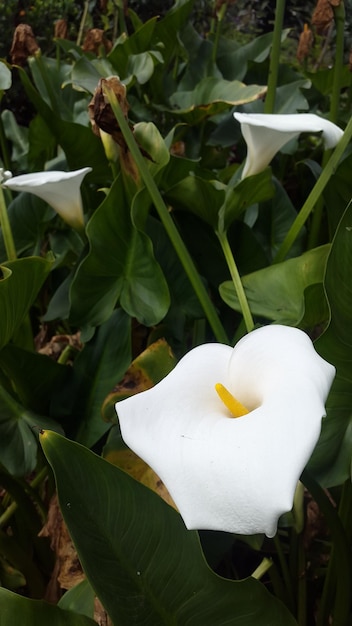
[
  {"left": 309, "top": 202, "right": 352, "bottom": 486},
  {"left": 0, "top": 194, "right": 48, "bottom": 262},
  {"left": 108, "top": 16, "right": 158, "bottom": 76},
  {"left": 70, "top": 176, "right": 170, "bottom": 328},
  {"left": 254, "top": 179, "right": 306, "bottom": 260},
  {"left": 324, "top": 148, "right": 352, "bottom": 235},
  {"left": 154, "top": 0, "right": 196, "bottom": 66},
  {"left": 0, "top": 588, "right": 96, "bottom": 626},
  {"left": 1, "top": 109, "right": 29, "bottom": 169},
  {"left": 0, "top": 257, "right": 52, "bottom": 351},
  {"left": 0, "top": 344, "right": 69, "bottom": 415},
  {"left": 41, "top": 431, "right": 297, "bottom": 626},
  {"left": 58, "top": 579, "right": 95, "bottom": 620},
  {"left": 169, "top": 77, "right": 267, "bottom": 124},
  {"left": 165, "top": 176, "right": 226, "bottom": 230},
  {"left": 217, "top": 30, "right": 289, "bottom": 81},
  {"left": 0, "top": 383, "right": 63, "bottom": 476},
  {"left": 67, "top": 309, "right": 132, "bottom": 447},
  {"left": 219, "top": 168, "right": 275, "bottom": 233},
  {"left": 219, "top": 246, "right": 330, "bottom": 327},
  {"left": 0, "top": 60, "right": 12, "bottom": 92}
]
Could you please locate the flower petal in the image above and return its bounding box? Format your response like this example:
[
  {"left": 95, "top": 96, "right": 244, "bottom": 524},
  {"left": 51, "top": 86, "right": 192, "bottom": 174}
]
[
  {"left": 117, "top": 325, "right": 335, "bottom": 537},
  {"left": 3, "top": 167, "right": 92, "bottom": 230},
  {"left": 234, "top": 112, "right": 343, "bottom": 177}
]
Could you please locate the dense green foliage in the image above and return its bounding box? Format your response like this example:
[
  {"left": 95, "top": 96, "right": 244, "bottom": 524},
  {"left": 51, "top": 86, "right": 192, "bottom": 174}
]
[{"left": 0, "top": 0, "right": 352, "bottom": 624}]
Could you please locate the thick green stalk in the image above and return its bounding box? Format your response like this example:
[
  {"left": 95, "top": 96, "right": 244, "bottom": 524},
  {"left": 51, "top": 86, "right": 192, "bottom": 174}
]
[
  {"left": 301, "top": 470, "right": 352, "bottom": 626},
  {"left": 264, "top": 0, "right": 286, "bottom": 114},
  {"left": 273, "top": 533, "right": 295, "bottom": 613},
  {"left": 105, "top": 87, "right": 229, "bottom": 344},
  {"left": 216, "top": 231, "right": 254, "bottom": 333},
  {"left": 212, "top": 2, "right": 227, "bottom": 63},
  {"left": 308, "top": 2, "right": 346, "bottom": 248},
  {"left": 76, "top": 0, "right": 89, "bottom": 46},
  {"left": 274, "top": 116, "right": 352, "bottom": 263},
  {"left": 330, "top": 2, "right": 345, "bottom": 124},
  {"left": 0, "top": 186, "right": 16, "bottom": 261}
]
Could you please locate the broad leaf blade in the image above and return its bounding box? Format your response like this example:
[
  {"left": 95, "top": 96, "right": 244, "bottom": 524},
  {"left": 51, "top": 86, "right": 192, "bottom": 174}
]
[
  {"left": 219, "top": 246, "right": 330, "bottom": 327},
  {"left": 41, "top": 431, "right": 297, "bottom": 626},
  {"left": 70, "top": 176, "right": 170, "bottom": 328},
  {"left": 0, "top": 383, "right": 63, "bottom": 476},
  {"left": 0, "top": 257, "right": 52, "bottom": 351},
  {"left": 0, "top": 588, "right": 96, "bottom": 626},
  {"left": 309, "top": 202, "right": 352, "bottom": 485}
]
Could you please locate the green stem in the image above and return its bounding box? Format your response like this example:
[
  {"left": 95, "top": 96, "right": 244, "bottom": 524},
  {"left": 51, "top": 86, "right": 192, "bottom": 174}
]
[
  {"left": 212, "top": 2, "right": 227, "bottom": 63},
  {"left": 307, "top": 3, "right": 347, "bottom": 248},
  {"left": 273, "top": 533, "right": 296, "bottom": 613},
  {"left": 264, "top": 0, "right": 286, "bottom": 114},
  {"left": 216, "top": 231, "right": 254, "bottom": 333},
  {"left": 274, "top": 116, "right": 352, "bottom": 263},
  {"left": 76, "top": 0, "right": 89, "bottom": 46},
  {"left": 0, "top": 466, "right": 48, "bottom": 528},
  {"left": 301, "top": 470, "right": 352, "bottom": 626},
  {"left": 306, "top": 151, "right": 329, "bottom": 250},
  {"left": 105, "top": 87, "right": 229, "bottom": 344},
  {"left": 251, "top": 557, "right": 272, "bottom": 580},
  {"left": 0, "top": 186, "right": 16, "bottom": 261},
  {"left": 330, "top": 2, "right": 345, "bottom": 124},
  {"left": 297, "top": 535, "right": 307, "bottom": 626}
]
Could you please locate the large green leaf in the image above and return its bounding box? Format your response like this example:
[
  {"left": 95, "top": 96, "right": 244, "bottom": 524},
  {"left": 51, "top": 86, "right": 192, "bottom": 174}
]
[
  {"left": 0, "top": 344, "right": 69, "bottom": 415},
  {"left": 165, "top": 176, "right": 226, "bottom": 230},
  {"left": 219, "top": 168, "right": 275, "bottom": 233},
  {"left": 169, "top": 77, "right": 267, "bottom": 124},
  {"left": 70, "top": 176, "right": 170, "bottom": 328},
  {"left": 66, "top": 309, "right": 132, "bottom": 447},
  {"left": 217, "top": 30, "right": 289, "bottom": 81},
  {"left": 0, "top": 257, "right": 52, "bottom": 351},
  {"left": 0, "top": 588, "right": 96, "bottom": 626},
  {"left": 0, "top": 194, "right": 48, "bottom": 262},
  {"left": 219, "top": 246, "right": 330, "bottom": 327},
  {"left": 41, "top": 431, "right": 297, "bottom": 626},
  {"left": 108, "top": 16, "right": 158, "bottom": 75},
  {"left": 0, "top": 382, "right": 63, "bottom": 476},
  {"left": 309, "top": 202, "right": 352, "bottom": 486}
]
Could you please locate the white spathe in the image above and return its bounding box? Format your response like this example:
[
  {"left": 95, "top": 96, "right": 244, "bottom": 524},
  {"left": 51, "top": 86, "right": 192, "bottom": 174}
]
[
  {"left": 3, "top": 167, "right": 92, "bottom": 230},
  {"left": 233, "top": 112, "right": 344, "bottom": 178},
  {"left": 117, "top": 325, "right": 335, "bottom": 537}
]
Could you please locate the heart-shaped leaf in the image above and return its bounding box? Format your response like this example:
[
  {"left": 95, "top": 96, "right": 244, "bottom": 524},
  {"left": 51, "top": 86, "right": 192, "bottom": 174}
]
[
  {"left": 41, "top": 430, "right": 297, "bottom": 626},
  {"left": 70, "top": 176, "right": 170, "bottom": 328},
  {"left": 219, "top": 245, "right": 330, "bottom": 327}
]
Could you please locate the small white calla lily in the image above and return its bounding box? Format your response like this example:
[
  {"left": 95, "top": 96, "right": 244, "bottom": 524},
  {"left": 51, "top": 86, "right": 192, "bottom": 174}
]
[
  {"left": 117, "top": 325, "right": 335, "bottom": 537},
  {"left": 233, "top": 112, "right": 343, "bottom": 178},
  {"left": 2, "top": 167, "right": 92, "bottom": 231}
]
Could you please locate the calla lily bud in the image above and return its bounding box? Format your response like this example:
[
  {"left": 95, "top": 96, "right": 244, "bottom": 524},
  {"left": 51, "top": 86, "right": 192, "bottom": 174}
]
[
  {"left": 117, "top": 325, "right": 335, "bottom": 537},
  {"left": 2, "top": 167, "right": 92, "bottom": 231},
  {"left": 233, "top": 112, "right": 343, "bottom": 178}
]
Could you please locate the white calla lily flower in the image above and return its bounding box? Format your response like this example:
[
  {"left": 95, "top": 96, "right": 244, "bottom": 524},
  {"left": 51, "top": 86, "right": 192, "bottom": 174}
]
[
  {"left": 117, "top": 325, "right": 335, "bottom": 537},
  {"left": 234, "top": 112, "right": 343, "bottom": 178},
  {"left": 2, "top": 167, "right": 92, "bottom": 231}
]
